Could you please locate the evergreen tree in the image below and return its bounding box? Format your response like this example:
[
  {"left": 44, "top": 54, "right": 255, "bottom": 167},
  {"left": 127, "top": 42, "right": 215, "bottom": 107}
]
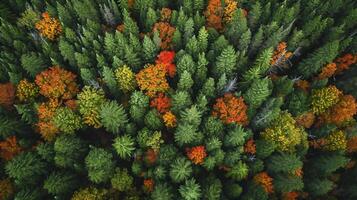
[
  {"left": 297, "top": 40, "right": 340, "bottom": 78},
  {"left": 85, "top": 148, "right": 115, "bottom": 184}
]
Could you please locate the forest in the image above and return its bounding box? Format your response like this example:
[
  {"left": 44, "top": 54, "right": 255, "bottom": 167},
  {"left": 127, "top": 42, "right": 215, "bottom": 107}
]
[{"left": 0, "top": 0, "right": 356, "bottom": 199}]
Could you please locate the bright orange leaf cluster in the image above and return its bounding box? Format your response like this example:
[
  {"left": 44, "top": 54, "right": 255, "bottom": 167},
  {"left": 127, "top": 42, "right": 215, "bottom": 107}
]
[
  {"left": 136, "top": 64, "right": 169, "bottom": 97},
  {"left": 253, "top": 172, "right": 274, "bottom": 194},
  {"left": 0, "top": 136, "right": 22, "bottom": 161},
  {"left": 163, "top": 111, "right": 177, "bottom": 128},
  {"left": 36, "top": 98, "right": 60, "bottom": 141},
  {"left": 0, "top": 83, "right": 15, "bottom": 109},
  {"left": 150, "top": 93, "right": 171, "bottom": 114},
  {"left": 317, "top": 63, "right": 337, "bottom": 80},
  {"left": 143, "top": 179, "right": 154, "bottom": 192},
  {"left": 335, "top": 54, "right": 357, "bottom": 73},
  {"left": 320, "top": 95, "right": 357, "bottom": 125},
  {"left": 153, "top": 22, "right": 175, "bottom": 50},
  {"left": 270, "top": 42, "right": 293, "bottom": 66},
  {"left": 186, "top": 145, "right": 207, "bottom": 165},
  {"left": 244, "top": 139, "right": 256, "bottom": 154},
  {"left": 212, "top": 93, "right": 248, "bottom": 125},
  {"left": 35, "top": 12, "right": 62, "bottom": 40},
  {"left": 156, "top": 51, "right": 176, "bottom": 78},
  {"left": 35, "top": 66, "right": 79, "bottom": 100}
]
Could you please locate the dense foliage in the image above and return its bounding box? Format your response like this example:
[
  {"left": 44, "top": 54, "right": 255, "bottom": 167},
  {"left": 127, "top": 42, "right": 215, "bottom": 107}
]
[{"left": 0, "top": 0, "right": 356, "bottom": 199}]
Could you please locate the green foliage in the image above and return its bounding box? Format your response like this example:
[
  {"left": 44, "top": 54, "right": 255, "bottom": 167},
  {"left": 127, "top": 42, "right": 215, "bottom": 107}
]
[
  {"left": 224, "top": 183, "right": 243, "bottom": 199},
  {"left": 113, "top": 135, "right": 135, "bottom": 159},
  {"left": 297, "top": 40, "right": 340, "bottom": 78},
  {"left": 267, "top": 153, "right": 303, "bottom": 174},
  {"left": 5, "top": 152, "right": 47, "bottom": 187},
  {"left": 170, "top": 157, "right": 193, "bottom": 183},
  {"left": 225, "top": 161, "right": 249, "bottom": 181},
  {"left": 44, "top": 171, "right": 79, "bottom": 196},
  {"left": 85, "top": 148, "right": 115, "bottom": 184},
  {"left": 129, "top": 91, "right": 150, "bottom": 123},
  {"left": 20, "top": 52, "right": 46, "bottom": 78},
  {"left": 179, "top": 178, "right": 202, "bottom": 200},
  {"left": 305, "top": 178, "right": 334, "bottom": 197},
  {"left": 53, "top": 107, "right": 83, "bottom": 134},
  {"left": 202, "top": 176, "right": 222, "bottom": 200},
  {"left": 111, "top": 168, "right": 133, "bottom": 192},
  {"left": 251, "top": 97, "right": 283, "bottom": 130},
  {"left": 151, "top": 183, "right": 174, "bottom": 200},
  {"left": 144, "top": 109, "right": 164, "bottom": 130},
  {"left": 100, "top": 101, "right": 128, "bottom": 134},
  {"left": 54, "top": 134, "right": 88, "bottom": 170},
  {"left": 224, "top": 125, "right": 248, "bottom": 147},
  {"left": 274, "top": 174, "right": 304, "bottom": 193},
  {"left": 213, "top": 46, "right": 237, "bottom": 79}
]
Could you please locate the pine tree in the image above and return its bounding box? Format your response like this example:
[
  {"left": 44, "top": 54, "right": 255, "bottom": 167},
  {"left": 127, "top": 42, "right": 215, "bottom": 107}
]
[
  {"left": 85, "top": 148, "right": 115, "bottom": 184},
  {"left": 170, "top": 157, "right": 193, "bottom": 183},
  {"left": 143, "top": 35, "right": 158, "bottom": 63},
  {"left": 213, "top": 45, "right": 237, "bottom": 79},
  {"left": 54, "top": 134, "right": 88, "bottom": 170},
  {"left": 178, "top": 70, "right": 194, "bottom": 92},
  {"left": 297, "top": 40, "right": 340, "bottom": 78},
  {"left": 43, "top": 171, "right": 79, "bottom": 196},
  {"left": 248, "top": 1, "right": 262, "bottom": 31},
  {"left": 5, "top": 152, "right": 47, "bottom": 187},
  {"left": 100, "top": 101, "right": 128, "bottom": 134},
  {"left": 179, "top": 178, "right": 202, "bottom": 200},
  {"left": 113, "top": 135, "right": 135, "bottom": 159},
  {"left": 20, "top": 52, "right": 47, "bottom": 78}
]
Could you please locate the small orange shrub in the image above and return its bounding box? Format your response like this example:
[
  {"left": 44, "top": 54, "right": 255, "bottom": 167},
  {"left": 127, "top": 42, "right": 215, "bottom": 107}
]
[
  {"left": 271, "top": 42, "right": 292, "bottom": 66},
  {"left": 320, "top": 95, "right": 357, "bottom": 125},
  {"left": 205, "top": 0, "right": 224, "bottom": 31},
  {"left": 143, "top": 179, "right": 154, "bottom": 192}
]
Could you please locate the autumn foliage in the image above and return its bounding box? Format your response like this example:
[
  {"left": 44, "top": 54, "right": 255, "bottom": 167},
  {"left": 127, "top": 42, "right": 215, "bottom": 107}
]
[
  {"left": 136, "top": 64, "right": 170, "bottom": 97},
  {"left": 156, "top": 51, "right": 176, "bottom": 78},
  {"left": 35, "top": 12, "right": 62, "bottom": 40},
  {"left": 0, "top": 136, "right": 22, "bottom": 161},
  {"left": 150, "top": 93, "right": 171, "bottom": 114},
  {"left": 186, "top": 146, "right": 207, "bottom": 165},
  {"left": 0, "top": 83, "right": 15, "bottom": 109},
  {"left": 317, "top": 63, "right": 337, "bottom": 79},
  {"left": 320, "top": 95, "right": 357, "bottom": 125},
  {"left": 35, "top": 66, "right": 79, "bottom": 100},
  {"left": 163, "top": 111, "right": 177, "bottom": 128},
  {"left": 253, "top": 172, "right": 274, "bottom": 194},
  {"left": 244, "top": 139, "right": 256, "bottom": 154},
  {"left": 36, "top": 99, "right": 60, "bottom": 141},
  {"left": 334, "top": 54, "right": 357, "bottom": 73},
  {"left": 153, "top": 22, "right": 175, "bottom": 50},
  {"left": 270, "top": 42, "right": 293, "bottom": 66},
  {"left": 212, "top": 93, "right": 248, "bottom": 125},
  {"left": 205, "top": 0, "right": 224, "bottom": 31},
  {"left": 143, "top": 179, "right": 154, "bottom": 192}
]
